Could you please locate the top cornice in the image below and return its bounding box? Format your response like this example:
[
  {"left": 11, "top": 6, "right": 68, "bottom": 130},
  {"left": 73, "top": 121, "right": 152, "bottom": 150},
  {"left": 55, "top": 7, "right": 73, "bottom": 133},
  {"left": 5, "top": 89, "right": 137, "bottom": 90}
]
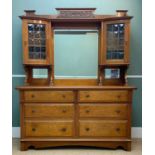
[{"left": 19, "top": 8, "right": 133, "bottom": 22}]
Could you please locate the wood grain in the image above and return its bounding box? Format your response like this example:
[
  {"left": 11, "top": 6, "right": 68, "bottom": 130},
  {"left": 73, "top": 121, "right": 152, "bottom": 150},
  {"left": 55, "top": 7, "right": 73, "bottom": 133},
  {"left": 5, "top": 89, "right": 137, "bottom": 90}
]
[
  {"left": 24, "top": 103, "right": 74, "bottom": 118},
  {"left": 79, "top": 103, "right": 128, "bottom": 119},
  {"left": 79, "top": 120, "right": 128, "bottom": 137},
  {"left": 25, "top": 120, "right": 74, "bottom": 137},
  {"left": 78, "top": 90, "right": 129, "bottom": 102},
  {"left": 24, "top": 90, "right": 74, "bottom": 102}
]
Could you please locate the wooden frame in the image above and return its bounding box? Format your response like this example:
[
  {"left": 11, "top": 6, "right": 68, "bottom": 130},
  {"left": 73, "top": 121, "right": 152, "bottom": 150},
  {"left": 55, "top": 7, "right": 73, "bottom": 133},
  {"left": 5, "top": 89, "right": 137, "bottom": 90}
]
[
  {"left": 22, "top": 19, "right": 53, "bottom": 65},
  {"left": 101, "top": 20, "right": 130, "bottom": 65}
]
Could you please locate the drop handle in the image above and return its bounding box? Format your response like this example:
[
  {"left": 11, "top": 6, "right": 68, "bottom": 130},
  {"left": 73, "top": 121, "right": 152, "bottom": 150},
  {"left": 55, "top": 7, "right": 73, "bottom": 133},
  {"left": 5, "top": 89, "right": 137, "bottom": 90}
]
[
  {"left": 62, "top": 95, "right": 66, "bottom": 98},
  {"left": 32, "top": 128, "right": 36, "bottom": 132},
  {"left": 62, "top": 109, "right": 67, "bottom": 113},
  {"left": 115, "top": 110, "right": 121, "bottom": 114},
  {"left": 32, "top": 110, "right": 35, "bottom": 113},
  {"left": 61, "top": 128, "right": 67, "bottom": 132},
  {"left": 85, "top": 110, "right": 90, "bottom": 113},
  {"left": 117, "top": 95, "right": 121, "bottom": 99},
  {"left": 86, "top": 94, "right": 90, "bottom": 98},
  {"left": 85, "top": 127, "right": 90, "bottom": 131},
  {"left": 116, "top": 128, "right": 120, "bottom": 132},
  {"left": 31, "top": 94, "right": 35, "bottom": 98}
]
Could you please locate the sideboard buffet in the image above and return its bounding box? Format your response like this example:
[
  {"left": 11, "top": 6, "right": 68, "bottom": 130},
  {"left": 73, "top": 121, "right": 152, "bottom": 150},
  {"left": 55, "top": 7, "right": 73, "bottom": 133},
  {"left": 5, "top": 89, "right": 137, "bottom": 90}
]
[{"left": 17, "top": 8, "right": 136, "bottom": 151}]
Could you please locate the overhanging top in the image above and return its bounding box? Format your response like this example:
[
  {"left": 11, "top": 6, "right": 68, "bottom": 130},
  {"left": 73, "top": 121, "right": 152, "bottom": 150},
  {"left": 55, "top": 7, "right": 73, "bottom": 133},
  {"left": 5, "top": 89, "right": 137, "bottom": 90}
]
[{"left": 19, "top": 8, "right": 133, "bottom": 22}]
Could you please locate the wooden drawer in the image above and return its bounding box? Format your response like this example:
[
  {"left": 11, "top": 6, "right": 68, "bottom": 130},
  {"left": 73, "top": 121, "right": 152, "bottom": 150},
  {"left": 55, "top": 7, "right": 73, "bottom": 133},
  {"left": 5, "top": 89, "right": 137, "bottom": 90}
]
[
  {"left": 78, "top": 90, "right": 129, "bottom": 102},
  {"left": 24, "top": 90, "right": 74, "bottom": 102},
  {"left": 24, "top": 104, "right": 74, "bottom": 118},
  {"left": 25, "top": 120, "right": 73, "bottom": 137},
  {"left": 79, "top": 120, "right": 127, "bottom": 137},
  {"left": 79, "top": 104, "right": 128, "bottom": 119}
]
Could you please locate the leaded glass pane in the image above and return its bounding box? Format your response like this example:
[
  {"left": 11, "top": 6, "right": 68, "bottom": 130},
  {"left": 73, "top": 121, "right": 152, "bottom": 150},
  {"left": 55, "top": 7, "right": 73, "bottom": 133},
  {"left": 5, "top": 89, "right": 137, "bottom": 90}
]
[
  {"left": 28, "top": 23, "right": 46, "bottom": 59},
  {"left": 107, "top": 23, "right": 125, "bottom": 60}
]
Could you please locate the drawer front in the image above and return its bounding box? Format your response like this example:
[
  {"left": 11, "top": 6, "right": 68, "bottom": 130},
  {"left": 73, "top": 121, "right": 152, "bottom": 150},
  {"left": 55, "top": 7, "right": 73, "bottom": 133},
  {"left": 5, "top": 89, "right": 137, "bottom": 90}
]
[
  {"left": 79, "top": 120, "right": 127, "bottom": 137},
  {"left": 25, "top": 104, "right": 74, "bottom": 118},
  {"left": 25, "top": 121, "right": 73, "bottom": 137},
  {"left": 78, "top": 90, "right": 129, "bottom": 102},
  {"left": 79, "top": 104, "right": 128, "bottom": 119},
  {"left": 24, "top": 91, "right": 74, "bottom": 102}
]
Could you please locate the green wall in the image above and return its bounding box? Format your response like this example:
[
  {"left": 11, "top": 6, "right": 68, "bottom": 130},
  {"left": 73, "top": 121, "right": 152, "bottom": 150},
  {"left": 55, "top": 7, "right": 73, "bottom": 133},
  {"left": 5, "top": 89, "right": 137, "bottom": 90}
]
[{"left": 12, "top": 0, "right": 142, "bottom": 127}]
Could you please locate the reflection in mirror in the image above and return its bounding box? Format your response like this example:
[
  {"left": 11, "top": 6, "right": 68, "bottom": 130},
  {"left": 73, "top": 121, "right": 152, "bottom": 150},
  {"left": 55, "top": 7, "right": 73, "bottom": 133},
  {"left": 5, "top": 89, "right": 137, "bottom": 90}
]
[
  {"left": 54, "top": 30, "right": 98, "bottom": 79},
  {"left": 32, "top": 68, "right": 48, "bottom": 78},
  {"left": 105, "top": 68, "right": 120, "bottom": 79}
]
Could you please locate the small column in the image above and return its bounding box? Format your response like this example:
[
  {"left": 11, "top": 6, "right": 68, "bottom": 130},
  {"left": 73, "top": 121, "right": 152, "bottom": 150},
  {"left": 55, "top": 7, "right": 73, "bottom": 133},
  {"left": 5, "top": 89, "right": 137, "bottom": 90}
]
[
  {"left": 98, "top": 66, "right": 103, "bottom": 86},
  {"left": 48, "top": 66, "right": 54, "bottom": 86},
  {"left": 24, "top": 66, "right": 32, "bottom": 85}
]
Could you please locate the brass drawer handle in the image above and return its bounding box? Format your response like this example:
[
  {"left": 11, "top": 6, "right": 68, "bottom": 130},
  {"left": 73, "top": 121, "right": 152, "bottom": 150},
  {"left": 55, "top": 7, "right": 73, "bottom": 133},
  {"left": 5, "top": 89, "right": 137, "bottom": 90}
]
[
  {"left": 32, "top": 128, "right": 36, "bottom": 132},
  {"left": 85, "top": 110, "right": 90, "bottom": 113},
  {"left": 62, "top": 95, "right": 66, "bottom": 98},
  {"left": 117, "top": 95, "right": 121, "bottom": 99},
  {"left": 31, "top": 94, "right": 35, "bottom": 98},
  {"left": 116, "top": 128, "right": 120, "bottom": 132},
  {"left": 115, "top": 110, "right": 121, "bottom": 114},
  {"left": 86, "top": 94, "right": 90, "bottom": 98},
  {"left": 61, "top": 128, "right": 67, "bottom": 132},
  {"left": 62, "top": 109, "right": 67, "bottom": 113},
  {"left": 32, "top": 110, "right": 35, "bottom": 113},
  {"left": 85, "top": 127, "right": 90, "bottom": 131}
]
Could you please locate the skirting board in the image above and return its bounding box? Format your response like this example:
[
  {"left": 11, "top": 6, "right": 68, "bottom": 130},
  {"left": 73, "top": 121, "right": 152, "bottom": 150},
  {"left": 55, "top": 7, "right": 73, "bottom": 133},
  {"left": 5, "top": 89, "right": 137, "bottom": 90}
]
[{"left": 12, "top": 127, "right": 142, "bottom": 138}]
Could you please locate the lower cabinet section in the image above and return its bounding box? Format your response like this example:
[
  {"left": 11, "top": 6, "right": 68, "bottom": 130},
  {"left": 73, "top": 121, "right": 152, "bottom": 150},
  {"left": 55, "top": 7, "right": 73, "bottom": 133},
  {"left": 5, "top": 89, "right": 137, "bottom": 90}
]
[
  {"left": 25, "top": 120, "right": 74, "bottom": 137},
  {"left": 18, "top": 87, "right": 134, "bottom": 151},
  {"left": 79, "top": 120, "right": 128, "bottom": 137}
]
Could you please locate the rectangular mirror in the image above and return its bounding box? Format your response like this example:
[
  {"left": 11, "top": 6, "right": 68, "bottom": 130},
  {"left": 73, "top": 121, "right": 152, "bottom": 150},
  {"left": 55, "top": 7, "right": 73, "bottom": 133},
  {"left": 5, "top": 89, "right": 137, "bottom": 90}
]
[{"left": 54, "top": 30, "right": 98, "bottom": 79}]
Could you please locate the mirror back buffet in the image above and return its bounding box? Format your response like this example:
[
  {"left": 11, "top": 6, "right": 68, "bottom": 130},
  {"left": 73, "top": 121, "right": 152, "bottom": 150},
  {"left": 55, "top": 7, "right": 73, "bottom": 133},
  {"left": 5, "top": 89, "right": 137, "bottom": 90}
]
[{"left": 17, "top": 8, "right": 136, "bottom": 151}]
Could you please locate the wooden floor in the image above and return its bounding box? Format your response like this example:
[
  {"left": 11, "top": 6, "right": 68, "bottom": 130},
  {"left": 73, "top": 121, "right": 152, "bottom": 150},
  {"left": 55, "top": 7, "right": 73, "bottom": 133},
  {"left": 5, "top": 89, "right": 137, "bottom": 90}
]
[{"left": 12, "top": 138, "right": 142, "bottom": 155}]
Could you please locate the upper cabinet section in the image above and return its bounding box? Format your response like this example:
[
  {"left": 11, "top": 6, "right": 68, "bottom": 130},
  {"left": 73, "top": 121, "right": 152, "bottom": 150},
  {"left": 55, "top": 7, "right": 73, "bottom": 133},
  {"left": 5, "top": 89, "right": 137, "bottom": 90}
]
[
  {"left": 100, "top": 20, "right": 130, "bottom": 65},
  {"left": 22, "top": 15, "right": 53, "bottom": 65},
  {"left": 20, "top": 9, "right": 132, "bottom": 66}
]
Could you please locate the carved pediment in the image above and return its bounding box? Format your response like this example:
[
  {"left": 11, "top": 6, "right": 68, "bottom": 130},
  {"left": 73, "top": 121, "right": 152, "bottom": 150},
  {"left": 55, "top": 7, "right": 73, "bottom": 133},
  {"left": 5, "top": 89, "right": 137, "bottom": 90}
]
[{"left": 56, "top": 8, "right": 96, "bottom": 18}]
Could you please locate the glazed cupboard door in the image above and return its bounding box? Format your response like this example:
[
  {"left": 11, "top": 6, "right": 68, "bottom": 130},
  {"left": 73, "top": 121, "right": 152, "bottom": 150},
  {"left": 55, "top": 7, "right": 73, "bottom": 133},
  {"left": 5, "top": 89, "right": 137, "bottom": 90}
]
[
  {"left": 101, "top": 20, "right": 130, "bottom": 65},
  {"left": 22, "top": 19, "right": 53, "bottom": 65}
]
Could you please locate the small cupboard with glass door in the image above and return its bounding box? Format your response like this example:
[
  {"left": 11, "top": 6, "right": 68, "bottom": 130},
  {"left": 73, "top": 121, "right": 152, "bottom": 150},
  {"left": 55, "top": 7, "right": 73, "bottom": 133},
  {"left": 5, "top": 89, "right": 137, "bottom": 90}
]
[
  {"left": 22, "top": 19, "right": 53, "bottom": 65},
  {"left": 99, "top": 12, "right": 130, "bottom": 86},
  {"left": 101, "top": 21, "right": 130, "bottom": 65},
  {"left": 21, "top": 11, "right": 54, "bottom": 85},
  {"left": 17, "top": 8, "right": 136, "bottom": 151}
]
